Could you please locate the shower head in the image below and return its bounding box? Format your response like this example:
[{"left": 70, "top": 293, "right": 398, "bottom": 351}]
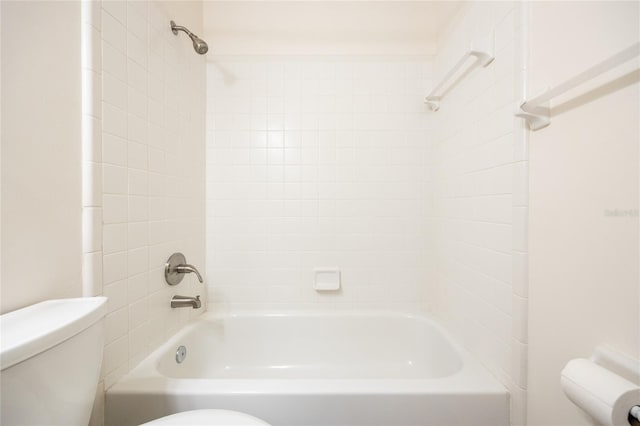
[
  {"left": 189, "top": 33, "right": 209, "bottom": 55},
  {"left": 170, "top": 20, "right": 208, "bottom": 55}
]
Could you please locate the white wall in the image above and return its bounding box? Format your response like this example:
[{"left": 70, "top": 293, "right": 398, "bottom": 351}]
[
  {"left": 430, "top": 2, "right": 527, "bottom": 424},
  {"left": 1, "top": 1, "right": 82, "bottom": 314},
  {"left": 80, "top": 1, "right": 206, "bottom": 424},
  {"left": 526, "top": 2, "right": 639, "bottom": 425},
  {"left": 206, "top": 57, "right": 434, "bottom": 311}
]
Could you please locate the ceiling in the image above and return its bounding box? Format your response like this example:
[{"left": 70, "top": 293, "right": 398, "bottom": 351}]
[{"left": 202, "top": 1, "right": 464, "bottom": 56}]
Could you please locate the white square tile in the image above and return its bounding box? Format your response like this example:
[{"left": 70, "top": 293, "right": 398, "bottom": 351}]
[
  {"left": 126, "top": 32, "right": 147, "bottom": 68},
  {"left": 128, "top": 298, "right": 149, "bottom": 329},
  {"left": 148, "top": 149, "right": 165, "bottom": 173},
  {"left": 127, "top": 59, "right": 147, "bottom": 95},
  {"left": 103, "top": 72, "right": 127, "bottom": 109},
  {"left": 128, "top": 196, "right": 148, "bottom": 221},
  {"left": 103, "top": 335, "right": 128, "bottom": 374},
  {"left": 128, "top": 169, "right": 148, "bottom": 195},
  {"left": 128, "top": 273, "right": 148, "bottom": 303},
  {"left": 105, "top": 308, "right": 128, "bottom": 344},
  {"left": 103, "top": 363, "right": 127, "bottom": 389},
  {"left": 104, "top": 223, "right": 127, "bottom": 254},
  {"left": 103, "top": 164, "right": 128, "bottom": 194},
  {"left": 128, "top": 114, "right": 147, "bottom": 145},
  {"left": 102, "top": 10, "right": 126, "bottom": 53},
  {"left": 128, "top": 222, "right": 148, "bottom": 249},
  {"left": 103, "top": 41, "right": 127, "bottom": 81},
  {"left": 103, "top": 194, "right": 128, "bottom": 223},
  {"left": 148, "top": 173, "right": 165, "bottom": 196},
  {"left": 128, "top": 87, "right": 147, "bottom": 119},
  {"left": 103, "top": 102, "right": 127, "bottom": 138},
  {"left": 148, "top": 197, "right": 166, "bottom": 221},
  {"left": 126, "top": 3, "right": 147, "bottom": 42},
  {"left": 128, "top": 247, "right": 148, "bottom": 276},
  {"left": 128, "top": 141, "right": 148, "bottom": 169},
  {"left": 103, "top": 1, "right": 126, "bottom": 24},
  {"left": 128, "top": 322, "right": 151, "bottom": 358},
  {"left": 103, "top": 252, "right": 128, "bottom": 284},
  {"left": 148, "top": 74, "right": 163, "bottom": 102},
  {"left": 103, "top": 133, "right": 127, "bottom": 166}
]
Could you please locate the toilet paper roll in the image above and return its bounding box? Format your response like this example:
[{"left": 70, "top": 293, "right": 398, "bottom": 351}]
[{"left": 561, "top": 358, "right": 640, "bottom": 426}]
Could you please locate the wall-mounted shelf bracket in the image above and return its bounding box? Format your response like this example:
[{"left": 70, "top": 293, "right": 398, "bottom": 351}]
[
  {"left": 515, "top": 101, "right": 550, "bottom": 131},
  {"left": 425, "top": 97, "right": 442, "bottom": 112}
]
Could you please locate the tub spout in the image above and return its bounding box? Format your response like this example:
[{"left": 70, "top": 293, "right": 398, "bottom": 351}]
[{"left": 171, "top": 295, "right": 201, "bottom": 309}]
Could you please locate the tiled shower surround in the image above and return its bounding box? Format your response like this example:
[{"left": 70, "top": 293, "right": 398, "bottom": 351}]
[
  {"left": 205, "top": 3, "right": 528, "bottom": 424},
  {"left": 206, "top": 58, "right": 435, "bottom": 311},
  {"left": 431, "top": 2, "right": 528, "bottom": 423},
  {"left": 81, "top": 1, "right": 206, "bottom": 422},
  {"left": 79, "top": 0, "right": 528, "bottom": 424}
]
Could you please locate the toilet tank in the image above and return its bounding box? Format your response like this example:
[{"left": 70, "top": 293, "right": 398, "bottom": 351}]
[{"left": 0, "top": 297, "right": 107, "bottom": 426}]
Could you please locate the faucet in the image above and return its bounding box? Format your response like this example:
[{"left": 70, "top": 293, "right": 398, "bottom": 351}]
[
  {"left": 171, "top": 295, "right": 201, "bottom": 309},
  {"left": 165, "top": 253, "right": 204, "bottom": 285},
  {"left": 175, "top": 264, "right": 203, "bottom": 283}
]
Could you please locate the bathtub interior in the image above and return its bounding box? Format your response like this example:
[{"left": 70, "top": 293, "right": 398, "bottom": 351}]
[
  {"left": 156, "top": 313, "right": 464, "bottom": 380},
  {"left": 107, "top": 312, "right": 510, "bottom": 426}
]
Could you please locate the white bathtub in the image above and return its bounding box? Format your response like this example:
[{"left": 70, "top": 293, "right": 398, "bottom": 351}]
[{"left": 106, "top": 312, "right": 509, "bottom": 426}]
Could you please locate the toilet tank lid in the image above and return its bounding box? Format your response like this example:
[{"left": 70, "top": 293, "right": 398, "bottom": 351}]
[{"left": 0, "top": 297, "right": 107, "bottom": 370}]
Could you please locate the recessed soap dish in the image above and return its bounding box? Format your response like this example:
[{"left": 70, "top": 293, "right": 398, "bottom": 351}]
[{"left": 314, "top": 268, "right": 341, "bottom": 291}]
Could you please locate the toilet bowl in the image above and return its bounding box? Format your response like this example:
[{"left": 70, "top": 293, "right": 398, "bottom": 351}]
[{"left": 141, "top": 409, "right": 270, "bottom": 425}]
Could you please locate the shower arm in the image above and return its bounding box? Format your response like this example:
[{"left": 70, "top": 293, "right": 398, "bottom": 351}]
[{"left": 171, "top": 22, "right": 194, "bottom": 37}]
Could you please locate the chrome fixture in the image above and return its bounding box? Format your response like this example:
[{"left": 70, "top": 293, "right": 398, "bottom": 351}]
[
  {"left": 175, "top": 345, "right": 187, "bottom": 363},
  {"left": 171, "top": 295, "right": 201, "bottom": 309},
  {"left": 170, "top": 20, "right": 208, "bottom": 55},
  {"left": 165, "top": 253, "right": 204, "bottom": 285}
]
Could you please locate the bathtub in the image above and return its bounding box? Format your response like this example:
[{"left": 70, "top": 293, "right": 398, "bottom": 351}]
[{"left": 106, "top": 312, "right": 509, "bottom": 426}]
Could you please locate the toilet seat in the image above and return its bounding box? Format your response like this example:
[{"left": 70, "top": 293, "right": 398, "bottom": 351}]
[{"left": 141, "top": 409, "right": 271, "bottom": 425}]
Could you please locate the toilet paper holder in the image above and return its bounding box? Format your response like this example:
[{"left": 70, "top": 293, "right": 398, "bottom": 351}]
[
  {"left": 592, "top": 346, "right": 640, "bottom": 425},
  {"left": 591, "top": 346, "right": 640, "bottom": 385},
  {"left": 629, "top": 406, "right": 640, "bottom": 425},
  {"left": 562, "top": 346, "right": 640, "bottom": 426}
]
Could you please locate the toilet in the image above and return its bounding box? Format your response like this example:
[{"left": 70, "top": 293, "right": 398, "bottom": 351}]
[
  {"left": 0, "top": 297, "right": 270, "bottom": 426},
  {"left": 141, "top": 409, "right": 270, "bottom": 425}
]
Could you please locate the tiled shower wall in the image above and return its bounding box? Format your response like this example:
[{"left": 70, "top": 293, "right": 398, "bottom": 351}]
[
  {"left": 430, "top": 2, "right": 528, "bottom": 424},
  {"left": 81, "top": 0, "right": 206, "bottom": 423},
  {"left": 206, "top": 58, "right": 434, "bottom": 311}
]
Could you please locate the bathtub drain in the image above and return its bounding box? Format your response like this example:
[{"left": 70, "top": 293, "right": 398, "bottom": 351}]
[{"left": 175, "top": 345, "right": 187, "bottom": 363}]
